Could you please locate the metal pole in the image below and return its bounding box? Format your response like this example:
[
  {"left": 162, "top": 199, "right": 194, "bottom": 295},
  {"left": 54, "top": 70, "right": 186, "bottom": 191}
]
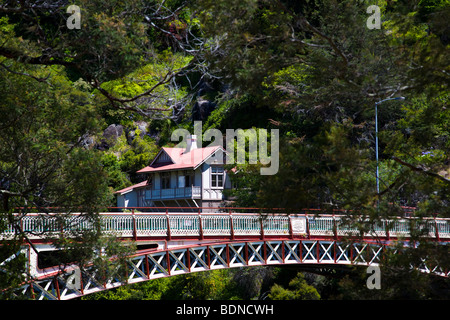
[{"left": 375, "top": 101, "right": 380, "bottom": 195}]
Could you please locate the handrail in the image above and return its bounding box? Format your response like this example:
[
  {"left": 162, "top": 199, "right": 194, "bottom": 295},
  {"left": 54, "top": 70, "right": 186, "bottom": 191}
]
[
  {"left": 1, "top": 211, "right": 450, "bottom": 241},
  {"left": 9, "top": 205, "right": 424, "bottom": 213}
]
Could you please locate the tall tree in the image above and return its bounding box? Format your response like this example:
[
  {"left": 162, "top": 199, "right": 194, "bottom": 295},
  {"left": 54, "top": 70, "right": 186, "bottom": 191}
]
[
  {"left": 0, "top": 0, "right": 205, "bottom": 297},
  {"left": 0, "top": 60, "right": 113, "bottom": 296},
  {"left": 197, "top": 0, "right": 449, "bottom": 278},
  {"left": 0, "top": 0, "right": 204, "bottom": 119}
]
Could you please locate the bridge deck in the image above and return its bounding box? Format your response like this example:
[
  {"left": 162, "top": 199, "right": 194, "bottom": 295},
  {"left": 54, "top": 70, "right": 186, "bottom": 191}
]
[
  {"left": 2, "top": 209, "right": 449, "bottom": 300},
  {"left": 2, "top": 210, "right": 450, "bottom": 243}
]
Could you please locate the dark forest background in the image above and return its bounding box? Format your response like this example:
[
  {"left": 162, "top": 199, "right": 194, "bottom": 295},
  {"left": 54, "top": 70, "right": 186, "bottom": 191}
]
[{"left": 0, "top": 0, "right": 448, "bottom": 299}]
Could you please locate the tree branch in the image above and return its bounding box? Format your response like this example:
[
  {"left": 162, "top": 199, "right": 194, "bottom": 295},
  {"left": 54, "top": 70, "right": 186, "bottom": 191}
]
[
  {"left": 299, "top": 17, "right": 349, "bottom": 67},
  {"left": 0, "top": 47, "right": 74, "bottom": 68},
  {"left": 392, "top": 156, "right": 450, "bottom": 183},
  {"left": 0, "top": 62, "right": 51, "bottom": 84}
]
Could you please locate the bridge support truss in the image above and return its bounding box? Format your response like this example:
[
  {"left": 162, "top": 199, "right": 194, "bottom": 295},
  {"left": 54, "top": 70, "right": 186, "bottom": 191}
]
[
  {"left": 4, "top": 210, "right": 449, "bottom": 300},
  {"left": 17, "top": 238, "right": 447, "bottom": 300}
]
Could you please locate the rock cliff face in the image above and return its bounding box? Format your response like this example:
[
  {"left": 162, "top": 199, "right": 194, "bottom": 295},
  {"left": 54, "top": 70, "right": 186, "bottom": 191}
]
[
  {"left": 104, "top": 124, "right": 124, "bottom": 143},
  {"left": 95, "top": 121, "right": 152, "bottom": 151},
  {"left": 96, "top": 124, "right": 124, "bottom": 150},
  {"left": 93, "top": 95, "right": 217, "bottom": 151},
  {"left": 192, "top": 99, "right": 216, "bottom": 122}
]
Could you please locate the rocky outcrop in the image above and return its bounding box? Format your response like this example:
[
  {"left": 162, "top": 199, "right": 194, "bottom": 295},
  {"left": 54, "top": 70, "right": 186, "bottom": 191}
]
[
  {"left": 96, "top": 124, "right": 124, "bottom": 150},
  {"left": 192, "top": 99, "right": 216, "bottom": 121}
]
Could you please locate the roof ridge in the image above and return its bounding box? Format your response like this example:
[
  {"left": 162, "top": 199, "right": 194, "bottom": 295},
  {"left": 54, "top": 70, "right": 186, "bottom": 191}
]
[{"left": 137, "top": 145, "right": 224, "bottom": 174}]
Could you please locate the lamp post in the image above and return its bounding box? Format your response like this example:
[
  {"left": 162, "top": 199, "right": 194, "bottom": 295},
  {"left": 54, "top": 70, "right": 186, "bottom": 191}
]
[{"left": 375, "top": 96, "right": 405, "bottom": 195}]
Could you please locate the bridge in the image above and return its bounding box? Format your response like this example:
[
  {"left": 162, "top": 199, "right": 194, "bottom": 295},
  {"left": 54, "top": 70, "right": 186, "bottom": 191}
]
[{"left": 1, "top": 207, "right": 450, "bottom": 300}]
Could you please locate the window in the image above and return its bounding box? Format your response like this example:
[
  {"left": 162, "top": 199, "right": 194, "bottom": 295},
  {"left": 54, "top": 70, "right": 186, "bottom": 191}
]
[
  {"left": 147, "top": 175, "right": 153, "bottom": 189},
  {"left": 161, "top": 172, "right": 171, "bottom": 189},
  {"left": 211, "top": 166, "right": 224, "bottom": 188},
  {"left": 178, "top": 170, "right": 193, "bottom": 188}
]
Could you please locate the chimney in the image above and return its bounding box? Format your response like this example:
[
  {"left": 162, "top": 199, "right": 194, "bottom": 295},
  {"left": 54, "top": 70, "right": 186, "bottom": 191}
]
[{"left": 185, "top": 135, "right": 197, "bottom": 153}]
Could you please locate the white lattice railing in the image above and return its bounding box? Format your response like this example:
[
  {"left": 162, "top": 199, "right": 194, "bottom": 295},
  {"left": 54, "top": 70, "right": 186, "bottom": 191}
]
[
  {"left": 308, "top": 216, "right": 335, "bottom": 236},
  {"left": 1, "top": 212, "right": 450, "bottom": 240},
  {"left": 232, "top": 214, "right": 261, "bottom": 236},
  {"left": 145, "top": 186, "right": 202, "bottom": 200},
  {"left": 102, "top": 215, "right": 134, "bottom": 237},
  {"left": 168, "top": 215, "right": 199, "bottom": 236},
  {"left": 262, "top": 215, "right": 290, "bottom": 235},
  {"left": 201, "top": 215, "right": 231, "bottom": 236},
  {"left": 436, "top": 219, "right": 450, "bottom": 238},
  {"left": 135, "top": 215, "right": 167, "bottom": 236}
]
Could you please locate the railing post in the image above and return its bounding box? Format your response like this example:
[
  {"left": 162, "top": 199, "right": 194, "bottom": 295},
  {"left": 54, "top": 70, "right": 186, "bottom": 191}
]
[
  {"left": 244, "top": 242, "right": 249, "bottom": 265},
  {"left": 20, "top": 214, "right": 24, "bottom": 236},
  {"left": 385, "top": 219, "right": 390, "bottom": 241},
  {"left": 206, "top": 245, "right": 211, "bottom": 269},
  {"left": 145, "top": 254, "right": 150, "bottom": 279},
  {"left": 229, "top": 210, "right": 235, "bottom": 240},
  {"left": 59, "top": 215, "right": 65, "bottom": 239},
  {"left": 54, "top": 276, "right": 61, "bottom": 300},
  {"left": 306, "top": 214, "right": 311, "bottom": 239},
  {"left": 198, "top": 208, "right": 204, "bottom": 240},
  {"left": 333, "top": 241, "right": 337, "bottom": 263},
  {"left": 333, "top": 215, "right": 337, "bottom": 240},
  {"left": 317, "top": 239, "right": 320, "bottom": 263},
  {"left": 299, "top": 239, "right": 303, "bottom": 262},
  {"left": 166, "top": 209, "right": 171, "bottom": 240},
  {"left": 260, "top": 217, "right": 265, "bottom": 240},
  {"left": 132, "top": 208, "right": 137, "bottom": 241},
  {"left": 186, "top": 248, "right": 191, "bottom": 272},
  {"left": 166, "top": 250, "right": 171, "bottom": 276},
  {"left": 434, "top": 217, "right": 440, "bottom": 242},
  {"left": 263, "top": 241, "right": 267, "bottom": 264}
]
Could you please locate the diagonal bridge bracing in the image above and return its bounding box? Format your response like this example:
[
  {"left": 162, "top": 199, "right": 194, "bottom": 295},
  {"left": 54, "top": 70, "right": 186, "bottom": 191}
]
[
  {"left": 2, "top": 208, "right": 450, "bottom": 300},
  {"left": 15, "top": 238, "right": 450, "bottom": 300},
  {"left": 16, "top": 240, "right": 386, "bottom": 300}
]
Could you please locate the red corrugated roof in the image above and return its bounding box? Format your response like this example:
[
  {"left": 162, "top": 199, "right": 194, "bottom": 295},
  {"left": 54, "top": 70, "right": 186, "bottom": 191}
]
[
  {"left": 115, "top": 146, "right": 224, "bottom": 194},
  {"left": 114, "top": 180, "right": 148, "bottom": 194},
  {"left": 137, "top": 146, "right": 222, "bottom": 173}
]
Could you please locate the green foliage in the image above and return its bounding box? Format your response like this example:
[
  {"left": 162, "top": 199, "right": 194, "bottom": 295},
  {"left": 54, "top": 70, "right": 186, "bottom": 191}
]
[
  {"left": 268, "top": 273, "right": 320, "bottom": 300},
  {"left": 162, "top": 269, "right": 237, "bottom": 300},
  {"left": 100, "top": 153, "right": 130, "bottom": 193},
  {"left": 83, "top": 269, "right": 239, "bottom": 300},
  {"left": 198, "top": 0, "right": 449, "bottom": 282},
  {"left": 120, "top": 135, "right": 159, "bottom": 175},
  {"left": 1, "top": 0, "right": 449, "bottom": 300},
  {"left": 0, "top": 240, "right": 27, "bottom": 299},
  {"left": 83, "top": 277, "right": 171, "bottom": 300},
  {"left": 102, "top": 124, "right": 159, "bottom": 185},
  {"left": 0, "top": 61, "right": 125, "bottom": 293},
  {"left": 0, "top": 62, "right": 110, "bottom": 211},
  {"left": 203, "top": 93, "right": 280, "bottom": 132},
  {"left": 196, "top": 0, "right": 301, "bottom": 94}
]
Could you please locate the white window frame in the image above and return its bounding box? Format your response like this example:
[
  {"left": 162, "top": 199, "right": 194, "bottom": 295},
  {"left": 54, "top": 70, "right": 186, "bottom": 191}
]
[
  {"left": 178, "top": 170, "right": 193, "bottom": 188},
  {"left": 211, "top": 166, "right": 224, "bottom": 188}
]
